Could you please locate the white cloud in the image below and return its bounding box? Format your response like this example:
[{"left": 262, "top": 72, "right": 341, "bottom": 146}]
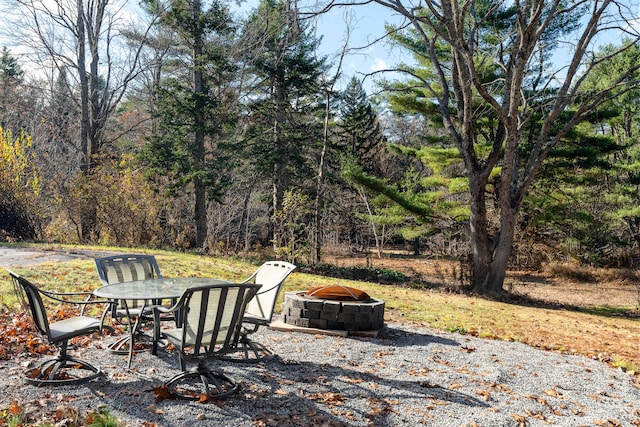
[{"left": 370, "top": 58, "right": 387, "bottom": 72}]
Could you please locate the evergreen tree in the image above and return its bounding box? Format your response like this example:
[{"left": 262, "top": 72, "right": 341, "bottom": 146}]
[
  {"left": 241, "top": 0, "right": 327, "bottom": 252},
  {"left": 0, "top": 47, "right": 23, "bottom": 81},
  {"left": 524, "top": 41, "right": 640, "bottom": 266},
  {"left": 522, "top": 118, "right": 623, "bottom": 266},
  {"left": 0, "top": 47, "right": 24, "bottom": 130},
  {"left": 142, "top": 0, "right": 239, "bottom": 248},
  {"left": 336, "top": 76, "right": 384, "bottom": 174}
]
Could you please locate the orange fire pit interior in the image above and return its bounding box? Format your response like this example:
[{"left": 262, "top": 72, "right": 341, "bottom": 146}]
[{"left": 304, "top": 285, "right": 371, "bottom": 301}]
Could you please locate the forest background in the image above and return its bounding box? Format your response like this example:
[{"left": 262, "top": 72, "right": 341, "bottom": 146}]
[{"left": 2, "top": 0, "right": 640, "bottom": 297}]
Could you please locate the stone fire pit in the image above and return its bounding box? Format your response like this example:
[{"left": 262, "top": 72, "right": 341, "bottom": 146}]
[{"left": 282, "top": 285, "right": 385, "bottom": 332}]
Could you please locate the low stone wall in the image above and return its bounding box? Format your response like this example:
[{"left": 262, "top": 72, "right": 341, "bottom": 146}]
[{"left": 282, "top": 291, "right": 385, "bottom": 331}]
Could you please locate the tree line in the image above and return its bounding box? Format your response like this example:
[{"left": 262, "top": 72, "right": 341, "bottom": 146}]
[{"left": 2, "top": 0, "right": 640, "bottom": 295}]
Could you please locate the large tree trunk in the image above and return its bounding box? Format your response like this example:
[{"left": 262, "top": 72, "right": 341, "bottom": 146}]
[
  {"left": 76, "top": 0, "right": 97, "bottom": 243},
  {"left": 271, "top": 75, "right": 287, "bottom": 252},
  {"left": 312, "top": 90, "right": 331, "bottom": 264},
  {"left": 468, "top": 141, "right": 521, "bottom": 294},
  {"left": 469, "top": 208, "right": 518, "bottom": 295},
  {"left": 468, "top": 175, "right": 493, "bottom": 293},
  {"left": 76, "top": 0, "right": 88, "bottom": 171}
]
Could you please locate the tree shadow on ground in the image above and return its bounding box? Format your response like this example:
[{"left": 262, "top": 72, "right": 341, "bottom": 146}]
[
  {"left": 487, "top": 290, "right": 640, "bottom": 319},
  {"left": 208, "top": 355, "right": 490, "bottom": 427},
  {"left": 73, "top": 328, "right": 485, "bottom": 426},
  {"left": 368, "top": 326, "right": 460, "bottom": 348}
]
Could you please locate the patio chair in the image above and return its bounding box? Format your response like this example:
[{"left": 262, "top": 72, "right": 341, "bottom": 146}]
[
  {"left": 225, "top": 261, "right": 296, "bottom": 362},
  {"left": 154, "top": 282, "right": 260, "bottom": 399},
  {"left": 6, "top": 269, "right": 107, "bottom": 386},
  {"left": 94, "top": 254, "right": 168, "bottom": 353}
]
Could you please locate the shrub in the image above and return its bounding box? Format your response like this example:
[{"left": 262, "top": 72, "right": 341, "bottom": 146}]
[
  {"left": 0, "top": 127, "right": 40, "bottom": 241},
  {"left": 300, "top": 264, "right": 409, "bottom": 284},
  {"left": 0, "top": 191, "right": 35, "bottom": 240},
  {"left": 544, "top": 263, "right": 596, "bottom": 282}
]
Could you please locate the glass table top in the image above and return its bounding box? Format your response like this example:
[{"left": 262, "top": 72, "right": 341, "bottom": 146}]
[{"left": 93, "top": 277, "right": 235, "bottom": 300}]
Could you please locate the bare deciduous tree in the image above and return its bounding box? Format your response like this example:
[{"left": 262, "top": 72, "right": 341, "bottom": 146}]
[{"left": 4, "top": 0, "right": 153, "bottom": 239}]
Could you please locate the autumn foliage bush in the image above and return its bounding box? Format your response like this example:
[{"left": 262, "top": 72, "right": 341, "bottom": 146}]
[
  {"left": 43, "top": 156, "right": 164, "bottom": 247},
  {"left": 0, "top": 127, "right": 40, "bottom": 241}
]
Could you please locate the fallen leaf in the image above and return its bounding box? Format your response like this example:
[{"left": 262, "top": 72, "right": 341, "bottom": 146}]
[
  {"left": 153, "top": 384, "right": 173, "bottom": 403},
  {"left": 408, "top": 367, "right": 429, "bottom": 377},
  {"left": 542, "top": 388, "right": 564, "bottom": 398},
  {"left": 510, "top": 413, "right": 528, "bottom": 427},
  {"left": 9, "top": 400, "right": 22, "bottom": 416},
  {"left": 475, "top": 389, "right": 491, "bottom": 401},
  {"left": 146, "top": 404, "right": 165, "bottom": 415},
  {"left": 308, "top": 392, "right": 345, "bottom": 406}
]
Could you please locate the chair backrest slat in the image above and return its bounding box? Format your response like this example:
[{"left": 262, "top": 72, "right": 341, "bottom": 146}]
[
  {"left": 245, "top": 261, "right": 296, "bottom": 321},
  {"left": 96, "top": 254, "right": 161, "bottom": 284},
  {"left": 95, "top": 254, "right": 162, "bottom": 309},
  {"left": 179, "top": 283, "right": 259, "bottom": 360},
  {"left": 7, "top": 271, "right": 51, "bottom": 340}
]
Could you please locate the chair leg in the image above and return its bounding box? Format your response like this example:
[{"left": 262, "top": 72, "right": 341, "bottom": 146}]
[
  {"left": 24, "top": 355, "right": 101, "bottom": 386},
  {"left": 222, "top": 334, "right": 273, "bottom": 363},
  {"left": 165, "top": 362, "right": 239, "bottom": 400},
  {"left": 107, "top": 331, "right": 156, "bottom": 354}
]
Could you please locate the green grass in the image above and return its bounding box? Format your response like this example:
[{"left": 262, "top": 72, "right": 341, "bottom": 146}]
[{"left": 1, "top": 244, "right": 639, "bottom": 374}]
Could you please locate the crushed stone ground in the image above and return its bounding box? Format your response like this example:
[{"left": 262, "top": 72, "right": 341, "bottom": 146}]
[{"left": 1, "top": 321, "right": 639, "bottom": 426}]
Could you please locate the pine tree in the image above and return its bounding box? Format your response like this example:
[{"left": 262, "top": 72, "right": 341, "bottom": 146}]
[
  {"left": 0, "top": 47, "right": 24, "bottom": 130},
  {"left": 347, "top": 1, "right": 640, "bottom": 293},
  {"left": 241, "top": 0, "right": 327, "bottom": 252},
  {"left": 336, "top": 77, "right": 384, "bottom": 174},
  {"left": 141, "top": 0, "right": 239, "bottom": 248},
  {"left": 523, "top": 41, "right": 640, "bottom": 266}
]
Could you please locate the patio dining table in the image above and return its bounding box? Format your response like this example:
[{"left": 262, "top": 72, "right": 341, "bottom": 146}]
[{"left": 93, "top": 277, "right": 234, "bottom": 368}]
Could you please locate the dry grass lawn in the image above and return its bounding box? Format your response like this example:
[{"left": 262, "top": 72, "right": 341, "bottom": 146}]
[
  {"left": 1, "top": 245, "right": 639, "bottom": 375},
  {"left": 325, "top": 253, "right": 640, "bottom": 373}
]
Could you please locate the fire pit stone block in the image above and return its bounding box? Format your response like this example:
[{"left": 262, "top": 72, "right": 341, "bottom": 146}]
[
  {"left": 322, "top": 301, "right": 341, "bottom": 313},
  {"left": 288, "top": 317, "right": 310, "bottom": 328},
  {"left": 341, "top": 304, "right": 361, "bottom": 315},
  {"left": 282, "top": 291, "right": 385, "bottom": 332},
  {"left": 303, "top": 309, "right": 321, "bottom": 319},
  {"left": 306, "top": 300, "right": 324, "bottom": 310},
  {"left": 309, "top": 319, "right": 327, "bottom": 329}
]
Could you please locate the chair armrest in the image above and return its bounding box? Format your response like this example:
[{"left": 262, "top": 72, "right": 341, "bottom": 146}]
[
  {"left": 80, "top": 292, "right": 111, "bottom": 316},
  {"left": 151, "top": 296, "right": 186, "bottom": 329},
  {"left": 39, "top": 288, "right": 111, "bottom": 306},
  {"left": 240, "top": 271, "right": 258, "bottom": 285},
  {"left": 153, "top": 304, "right": 177, "bottom": 315},
  {"left": 256, "top": 282, "right": 281, "bottom": 295}
]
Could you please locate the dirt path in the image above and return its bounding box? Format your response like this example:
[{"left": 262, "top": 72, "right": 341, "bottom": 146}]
[{"left": 0, "top": 247, "right": 120, "bottom": 267}]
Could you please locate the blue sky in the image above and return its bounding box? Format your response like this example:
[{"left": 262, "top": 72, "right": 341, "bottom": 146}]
[
  {"left": 309, "top": 3, "right": 410, "bottom": 92},
  {"left": 233, "top": 1, "right": 411, "bottom": 93}
]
